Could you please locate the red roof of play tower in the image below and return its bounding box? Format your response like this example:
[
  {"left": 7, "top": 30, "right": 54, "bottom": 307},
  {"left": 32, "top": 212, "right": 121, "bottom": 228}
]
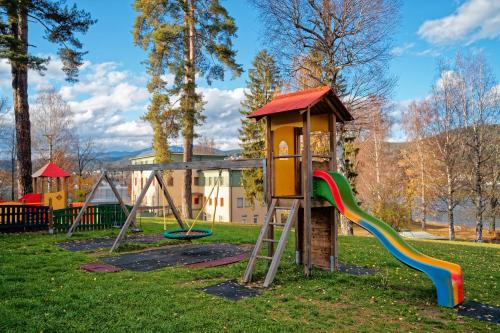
[
  {"left": 247, "top": 86, "right": 353, "bottom": 121},
  {"left": 32, "top": 162, "right": 71, "bottom": 178}
]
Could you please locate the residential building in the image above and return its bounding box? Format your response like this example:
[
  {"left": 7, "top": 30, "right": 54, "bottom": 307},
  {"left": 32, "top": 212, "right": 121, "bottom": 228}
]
[{"left": 129, "top": 150, "right": 267, "bottom": 224}]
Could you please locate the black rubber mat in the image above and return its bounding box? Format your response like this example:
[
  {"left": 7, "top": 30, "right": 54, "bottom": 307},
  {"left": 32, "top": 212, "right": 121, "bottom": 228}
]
[
  {"left": 57, "top": 234, "right": 165, "bottom": 251},
  {"left": 201, "top": 279, "right": 260, "bottom": 300},
  {"left": 338, "top": 263, "right": 378, "bottom": 276},
  {"left": 100, "top": 243, "right": 249, "bottom": 272},
  {"left": 457, "top": 300, "right": 500, "bottom": 324}
]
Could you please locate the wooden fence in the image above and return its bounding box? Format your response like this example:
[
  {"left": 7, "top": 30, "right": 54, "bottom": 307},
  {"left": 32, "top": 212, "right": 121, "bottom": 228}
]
[
  {"left": 0, "top": 204, "right": 130, "bottom": 233},
  {"left": 0, "top": 205, "right": 50, "bottom": 232},
  {"left": 53, "top": 204, "right": 132, "bottom": 232}
]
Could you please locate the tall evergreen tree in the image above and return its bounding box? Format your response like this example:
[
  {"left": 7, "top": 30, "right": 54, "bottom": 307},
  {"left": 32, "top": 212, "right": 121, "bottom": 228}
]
[
  {"left": 239, "top": 50, "right": 280, "bottom": 204},
  {"left": 133, "top": 0, "right": 242, "bottom": 218},
  {"left": 0, "top": 0, "right": 94, "bottom": 196}
]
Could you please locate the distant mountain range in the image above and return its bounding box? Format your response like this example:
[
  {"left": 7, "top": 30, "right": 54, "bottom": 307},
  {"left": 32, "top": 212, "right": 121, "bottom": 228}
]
[{"left": 0, "top": 145, "right": 243, "bottom": 171}]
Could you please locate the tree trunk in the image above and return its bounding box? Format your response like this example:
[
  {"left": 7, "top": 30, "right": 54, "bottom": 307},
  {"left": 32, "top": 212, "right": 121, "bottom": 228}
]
[
  {"left": 418, "top": 142, "right": 426, "bottom": 230},
  {"left": 181, "top": 0, "right": 196, "bottom": 219},
  {"left": 446, "top": 168, "right": 455, "bottom": 240},
  {"left": 10, "top": 4, "right": 33, "bottom": 196},
  {"left": 336, "top": 123, "right": 353, "bottom": 235},
  {"left": 473, "top": 129, "right": 484, "bottom": 242}
]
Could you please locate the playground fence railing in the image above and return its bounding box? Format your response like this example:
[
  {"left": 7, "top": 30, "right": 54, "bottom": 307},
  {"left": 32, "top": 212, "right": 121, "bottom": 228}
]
[
  {"left": 53, "top": 204, "right": 132, "bottom": 232},
  {"left": 0, "top": 205, "right": 50, "bottom": 232}
]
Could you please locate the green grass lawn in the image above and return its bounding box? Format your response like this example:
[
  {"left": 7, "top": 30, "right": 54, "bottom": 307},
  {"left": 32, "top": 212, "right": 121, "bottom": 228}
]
[{"left": 1, "top": 219, "right": 499, "bottom": 332}]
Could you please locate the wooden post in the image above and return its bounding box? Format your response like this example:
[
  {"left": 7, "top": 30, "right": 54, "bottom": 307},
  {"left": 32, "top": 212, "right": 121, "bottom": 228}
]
[
  {"left": 328, "top": 112, "right": 338, "bottom": 271},
  {"left": 294, "top": 127, "right": 302, "bottom": 265},
  {"left": 110, "top": 170, "right": 156, "bottom": 252},
  {"left": 266, "top": 117, "right": 274, "bottom": 259},
  {"left": 63, "top": 176, "right": 69, "bottom": 208},
  {"left": 155, "top": 171, "right": 186, "bottom": 229},
  {"left": 303, "top": 107, "right": 312, "bottom": 276},
  {"left": 48, "top": 198, "right": 54, "bottom": 234},
  {"left": 66, "top": 172, "right": 105, "bottom": 236}
]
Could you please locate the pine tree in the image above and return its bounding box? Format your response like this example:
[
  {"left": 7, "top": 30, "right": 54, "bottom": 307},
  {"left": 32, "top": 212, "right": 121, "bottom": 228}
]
[
  {"left": 133, "top": 0, "right": 242, "bottom": 218},
  {"left": 0, "top": 0, "right": 94, "bottom": 195},
  {"left": 239, "top": 50, "right": 280, "bottom": 204}
]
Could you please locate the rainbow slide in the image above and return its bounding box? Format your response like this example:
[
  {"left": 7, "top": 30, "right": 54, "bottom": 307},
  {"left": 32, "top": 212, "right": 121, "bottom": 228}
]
[{"left": 313, "top": 170, "right": 464, "bottom": 308}]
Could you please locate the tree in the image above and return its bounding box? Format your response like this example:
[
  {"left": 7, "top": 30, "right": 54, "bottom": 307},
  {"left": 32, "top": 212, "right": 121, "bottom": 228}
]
[
  {"left": 239, "top": 50, "right": 281, "bottom": 204},
  {"left": 0, "top": 97, "right": 14, "bottom": 199},
  {"left": 133, "top": 0, "right": 242, "bottom": 218},
  {"left": 401, "top": 100, "right": 438, "bottom": 230},
  {"left": 195, "top": 136, "right": 217, "bottom": 155},
  {"left": 0, "top": 0, "right": 94, "bottom": 195},
  {"left": 426, "top": 63, "right": 466, "bottom": 241},
  {"left": 485, "top": 140, "right": 499, "bottom": 233},
  {"left": 31, "top": 89, "right": 74, "bottom": 162},
  {"left": 356, "top": 98, "right": 409, "bottom": 230},
  {"left": 453, "top": 53, "right": 499, "bottom": 242},
  {"left": 74, "top": 136, "right": 96, "bottom": 178},
  {"left": 251, "top": 0, "right": 399, "bottom": 105}
]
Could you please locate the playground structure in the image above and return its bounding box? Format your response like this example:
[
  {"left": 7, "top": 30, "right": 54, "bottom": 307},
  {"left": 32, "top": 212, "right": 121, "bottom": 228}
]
[
  {"left": 241, "top": 86, "right": 464, "bottom": 308},
  {"left": 65, "top": 86, "right": 464, "bottom": 308}
]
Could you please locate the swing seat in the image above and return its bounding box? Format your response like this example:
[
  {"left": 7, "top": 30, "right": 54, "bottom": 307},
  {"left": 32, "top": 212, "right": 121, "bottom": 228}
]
[{"left": 163, "top": 228, "right": 213, "bottom": 240}]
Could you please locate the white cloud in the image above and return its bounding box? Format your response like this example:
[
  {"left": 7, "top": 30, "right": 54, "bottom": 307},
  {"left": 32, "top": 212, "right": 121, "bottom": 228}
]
[
  {"left": 2, "top": 55, "right": 248, "bottom": 152},
  {"left": 418, "top": 0, "right": 500, "bottom": 45},
  {"left": 195, "top": 87, "right": 246, "bottom": 150},
  {"left": 0, "top": 59, "right": 11, "bottom": 92},
  {"left": 387, "top": 100, "right": 413, "bottom": 142},
  {"left": 106, "top": 120, "right": 152, "bottom": 137},
  {"left": 390, "top": 43, "right": 415, "bottom": 56}
]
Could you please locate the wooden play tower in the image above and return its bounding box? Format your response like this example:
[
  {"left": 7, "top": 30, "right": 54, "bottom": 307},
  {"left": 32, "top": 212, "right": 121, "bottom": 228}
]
[{"left": 243, "top": 86, "right": 353, "bottom": 286}]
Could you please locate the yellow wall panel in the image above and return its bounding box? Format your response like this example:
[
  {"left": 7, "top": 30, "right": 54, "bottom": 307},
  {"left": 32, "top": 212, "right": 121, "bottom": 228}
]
[{"left": 273, "top": 126, "right": 296, "bottom": 196}]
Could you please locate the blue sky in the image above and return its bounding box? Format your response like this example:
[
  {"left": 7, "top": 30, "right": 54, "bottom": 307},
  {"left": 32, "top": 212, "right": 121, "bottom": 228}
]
[{"left": 1, "top": 0, "right": 499, "bottom": 150}]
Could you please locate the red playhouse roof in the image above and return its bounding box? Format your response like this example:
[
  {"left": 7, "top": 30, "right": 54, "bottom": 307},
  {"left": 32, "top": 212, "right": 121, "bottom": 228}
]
[
  {"left": 247, "top": 86, "right": 353, "bottom": 120},
  {"left": 32, "top": 162, "right": 71, "bottom": 178},
  {"left": 18, "top": 193, "right": 42, "bottom": 205}
]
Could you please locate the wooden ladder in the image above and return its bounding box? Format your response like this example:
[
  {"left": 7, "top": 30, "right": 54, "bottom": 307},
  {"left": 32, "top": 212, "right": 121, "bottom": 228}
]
[{"left": 243, "top": 198, "right": 300, "bottom": 287}]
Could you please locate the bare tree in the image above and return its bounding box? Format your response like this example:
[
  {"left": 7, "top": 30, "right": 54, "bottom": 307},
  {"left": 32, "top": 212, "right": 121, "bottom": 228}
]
[
  {"left": 401, "top": 101, "right": 437, "bottom": 230},
  {"left": 194, "top": 136, "right": 218, "bottom": 155},
  {"left": 0, "top": 98, "right": 16, "bottom": 200},
  {"left": 31, "top": 89, "right": 74, "bottom": 162},
  {"left": 251, "top": 0, "right": 399, "bottom": 110},
  {"left": 484, "top": 141, "right": 499, "bottom": 234},
  {"left": 426, "top": 63, "right": 465, "bottom": 241},
  {"left": 454, "top": 53, "right": 499, "bottom": 241},
  {"left": 74, "top": 136, "right": 97, "bottom": 177}
]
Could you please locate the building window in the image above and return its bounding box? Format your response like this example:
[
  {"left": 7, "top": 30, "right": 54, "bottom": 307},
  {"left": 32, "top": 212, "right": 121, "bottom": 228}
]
[
  {"left": 194, "top": 197, "right": 199, "bottom": 205},
  {"left": 219, "top": 215, "right": 223, "bottom": 222},
  {"left": 193, "top": 177, "right": 199, "bottom": 186},
  {"left": 141, "top": 177, "right": 143, "bottom": 189},
  {"left": 209, "top": 198, "right": 212, "bottom": 206},
  {"left": 219, "top": 177, "right": 223, "bottom": 186},
  {"left": 253, "top": 215, "right": 258, "bottom": 224},
  {"left": 278, "top": 140, "right": 288, "bottom": 156},
  {"left": 236, "top": 197, "right": 243, "bottom": 208},
  {"left": 135, "top": 177, "right": 137, "bottom": 186},
  {"left": 167, "top": 176, "right": 174, "bottom": 186},
  {"left": 208, "top": 177, "right": 212, "bottom": 186},
  {"left": 220, "top": 198, "right": 224, "bottom": 207},
  {"left": 241, "top": 214, "right": 247, "bottom": 224}
]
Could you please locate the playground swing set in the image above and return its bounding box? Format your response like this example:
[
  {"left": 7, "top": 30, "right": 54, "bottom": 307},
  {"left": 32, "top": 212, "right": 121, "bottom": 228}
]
[{"left": 66, "top": 86, "right": 464, "bottom": 308}]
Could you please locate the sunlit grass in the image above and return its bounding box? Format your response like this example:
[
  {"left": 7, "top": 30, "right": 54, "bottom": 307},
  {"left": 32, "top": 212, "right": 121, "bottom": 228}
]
[{"left": 0, "top": 219, "right": 498, "bottom": 332}]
